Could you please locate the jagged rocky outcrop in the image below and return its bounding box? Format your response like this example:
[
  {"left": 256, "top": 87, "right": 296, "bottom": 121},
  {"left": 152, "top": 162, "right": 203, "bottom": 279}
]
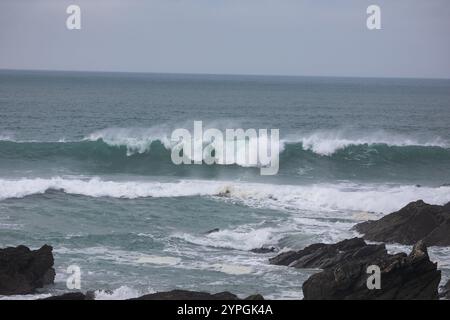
[
  {"left": 269, "top": 238, "right": 386, "bottom": 269},
  {"left": 0, "top": 245, "right": 55, "bottom": 295},
  {"left": 301, "top": 240, "right": 441, "bottom": 300},
  {"left": 129, "top": 290, "right": 264, "bottom": 300},
  {"left": 355, "top": 200, "right": 450, "bottom": 246},
  {"left": 270, "top": 238, "right": 441, "bottom": 299}
]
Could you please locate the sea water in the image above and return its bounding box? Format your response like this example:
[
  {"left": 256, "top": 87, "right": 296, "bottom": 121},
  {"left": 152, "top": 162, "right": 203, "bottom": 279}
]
[{"left": 1, "top": 70, "right": 449, "bottom": 299}]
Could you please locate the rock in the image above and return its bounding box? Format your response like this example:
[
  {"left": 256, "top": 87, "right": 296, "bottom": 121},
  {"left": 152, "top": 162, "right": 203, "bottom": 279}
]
[
  {"left": 42, "top": 292, "right": 95, "bottom": 300},
  {"left": 269, "top": 238, "right": 386, "bottom": 269},
  {"left": 130, "top": 290, "right": 238, "bottom": 300},
  {"left": 0, "top": 245, "right": 55, "bottom": 295},
  {"left": 217, "top": 187, "right": 232, "bottom": 197},
  {"left": 302, "top": 240, "right": 441, "bottom": 300},
  {"left": 439, "top": 280, "right": 450, "bottom": 299},
  {"left": 204, "top": 228, "right": 220, "bottom": 234},
  {"left": 130, "top": 290, "right": 263, "bottom": 300},
  {"left": 41, "top": 290, "right": 263, "bottom": 300},
  {"left": 250, "top": 247, "right": 277, "bottom": 254},
  {"left": 244, "top": 294, "right": 265, "bottom": 300},
  {"left": 354, "top": 200, "right": 450, "bottom": 246}
]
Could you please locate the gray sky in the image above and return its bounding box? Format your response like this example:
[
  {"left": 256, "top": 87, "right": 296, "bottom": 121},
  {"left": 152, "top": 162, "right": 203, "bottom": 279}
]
[{"left": 1, "top": 0, "right": 449, "bottom": 78}]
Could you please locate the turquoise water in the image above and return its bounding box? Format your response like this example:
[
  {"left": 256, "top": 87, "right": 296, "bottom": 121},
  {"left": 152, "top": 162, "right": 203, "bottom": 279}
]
[{"left": 1, "top": 70, "right": 450, "bottom": 299}]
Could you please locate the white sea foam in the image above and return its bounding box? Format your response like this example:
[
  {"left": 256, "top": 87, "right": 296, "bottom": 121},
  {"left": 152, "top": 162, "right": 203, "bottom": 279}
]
[
  {"left": 0, "top": 177, "right": 219, "bottom": 200},
  {"left": 1, "top": 177, "right": 449, "bottom": 214},
  {"left": 54, "top": 246, "right": 183, "bottom": 269},
  {"left": 136, "top": 255, "right": 181, "bottom": 266},
  {"left": 213, "top": 182, "right": 450, "bottom": 214},
  {"left": 173, "top": 225, "right": 284, "bottom": 251},
  {"left": 0, "top": 133, "right": 14, "bottom": 141},
  {"left": 94, "top": 286, "right": 150, "bottom": 300},
  {"left": 282, "top": 130, "right": 448, "bottom": 156},
  {"left": 85, "top": 127, "right": 172, "bottom": 155},
  {"left": 211, "top": 264, "right": 254, "bottom": 275},
  {"left": 0, "top": 293, "right": 52, "bottom": 300}
]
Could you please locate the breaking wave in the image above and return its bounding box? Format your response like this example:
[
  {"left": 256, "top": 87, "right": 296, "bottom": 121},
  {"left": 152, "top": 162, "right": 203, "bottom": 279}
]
[
  {"left": 1, "top": 128, "right": 449, "bottom": 182},
  {"left": 1, "top": 177, "right": 449, "bottom": 214},
  {"left": 1, "top": 131, "right": 448, "bottom": 162}
]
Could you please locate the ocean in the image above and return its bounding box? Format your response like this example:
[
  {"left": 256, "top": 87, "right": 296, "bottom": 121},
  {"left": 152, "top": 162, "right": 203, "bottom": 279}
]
[{"left": 1, "top": 70, "right": 450, "bottom": 299}]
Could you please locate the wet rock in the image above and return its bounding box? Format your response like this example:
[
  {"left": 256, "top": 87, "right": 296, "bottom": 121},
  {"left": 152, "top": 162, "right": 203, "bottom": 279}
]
[
  {"left": 0, "top": 245, "right": 55, "bottom": 295},
  {"left": 204, "top": 228, "right": 220, "bottom": 234},
  {"left": 355, "top": 200, "right": 450, "bottom": 246},
  {"left": 217, "top": 188, "right": 232, "bottom": 197},
  {"left": 42, "top": 290, "right": 263, "bottom": 300},
  {"left": 250, "top": 247, "right": 277, "bottom": 254},
  {"left": 42, "top": 291, "right": 95, "bottom": 300},
  {"left": 130, "top": 290, "right": 261, "bottom": 300},
  {"left": 302, "top": 240, "right": 441, "bottom": 300},
  {"left": 269, "top": 238, "right": 386, "bottom": 269},
  {"left": 244, "top": 294, "right": 265, "bottom": 300}
]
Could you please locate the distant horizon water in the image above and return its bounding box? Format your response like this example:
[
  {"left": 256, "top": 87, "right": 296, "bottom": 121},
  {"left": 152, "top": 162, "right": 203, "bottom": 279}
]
[{"left": 2, "top": 68, "right": 450, "bottom": 81}]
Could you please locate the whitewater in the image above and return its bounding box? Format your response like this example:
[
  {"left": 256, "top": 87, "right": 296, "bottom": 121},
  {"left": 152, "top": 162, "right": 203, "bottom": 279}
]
[{"left": 1, "top": 177, "right": 450, "bottom": 214}]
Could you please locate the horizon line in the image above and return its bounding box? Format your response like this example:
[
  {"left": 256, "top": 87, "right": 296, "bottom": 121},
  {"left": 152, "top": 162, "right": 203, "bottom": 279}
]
[{"left": 1, "top": 67, "right": 449, "bottom": 81}]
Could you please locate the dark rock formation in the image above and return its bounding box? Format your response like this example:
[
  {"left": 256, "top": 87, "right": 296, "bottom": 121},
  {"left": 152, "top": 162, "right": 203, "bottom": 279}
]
[
  {"left": 269, "top": 238, "right": 386, "bottom": 269},
  {"left": 354, "top": 200, "right": 450, "bottom": 246},
  {"left": 244, "top": 294, "right": 265, "bottom": 300},
  {"left": 42, "top": 291, "right": 95, "bottom": 300},
  {"left": 41, "top": 290, "right": 263, "bottom": 300},
  {"left": 302, "top": 240, "right": 441, "bottom": 300},
  {"left": 130, "top": 290, "right": 263, "bottom": 300},
  {"left": 250, "top": 247, "right": 277, "bottom": 254},
  {"left": 439, "top": 280, "right": 450, "bottom": 300},
  {"left": 0, "top": 245, "right": 55, "bottom": 295},
  {"left": 204, "top": 228, "right": 220, "bottom": 234}
]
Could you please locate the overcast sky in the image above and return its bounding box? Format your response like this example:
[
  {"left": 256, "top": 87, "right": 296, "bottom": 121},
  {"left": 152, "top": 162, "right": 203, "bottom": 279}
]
[{"left": 1, "top": 0, "right": 449, "bottom": 78}]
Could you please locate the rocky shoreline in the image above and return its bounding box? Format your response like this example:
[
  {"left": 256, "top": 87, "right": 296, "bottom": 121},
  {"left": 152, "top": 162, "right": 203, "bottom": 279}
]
[
  {"left": 1, "top": 200, "right": 449, "bottom": 300},
  {"left": 270, "top": 238, "right": 441, "bottom": 299},
  {"left": 354, "top": 200, "right": 450, "bottom": 246},
  {"left": 41, "top": 290, "right": 264, "bottom": 301}
]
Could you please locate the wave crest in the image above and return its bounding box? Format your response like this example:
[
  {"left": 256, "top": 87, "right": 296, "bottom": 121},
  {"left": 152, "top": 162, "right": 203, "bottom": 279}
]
[
  {"left": 282, "top": 130, "right": 448, "bottom": 156},
  {"left": 85, "top": 127, "right": 172, "bottom": 155}
]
